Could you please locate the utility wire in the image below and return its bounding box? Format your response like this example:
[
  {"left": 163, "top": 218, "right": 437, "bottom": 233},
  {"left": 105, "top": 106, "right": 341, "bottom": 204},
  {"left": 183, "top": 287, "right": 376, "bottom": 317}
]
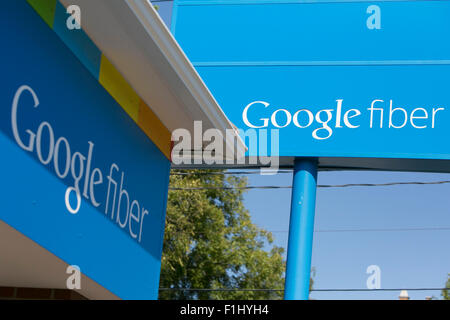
[
  {"left": 159, "top": 287, "right": 447, "bottom": 292},
  {"left": 300, "top": 227, "right": 450, "bottom": 233},
  {"left": 171, "top": 170, "right": 293, "bottom": 175},
  {"left": 168, "top": 226, "right": 450, "bottom": 234},
  {"left": 169, "top": 180, "right": 450, "bottom": 191}
]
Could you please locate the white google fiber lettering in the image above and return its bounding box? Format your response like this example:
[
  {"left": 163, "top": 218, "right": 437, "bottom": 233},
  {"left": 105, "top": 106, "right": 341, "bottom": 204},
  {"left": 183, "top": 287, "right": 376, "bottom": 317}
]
[{"left": 11, "top": 85, "right": 149, "bottom": 243}]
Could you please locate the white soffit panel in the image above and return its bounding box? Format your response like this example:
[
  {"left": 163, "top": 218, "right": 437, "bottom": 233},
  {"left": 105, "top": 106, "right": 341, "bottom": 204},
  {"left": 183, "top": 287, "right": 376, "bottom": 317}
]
[{"left": 0, "top": 221, "right": 119, "bottom": 300}]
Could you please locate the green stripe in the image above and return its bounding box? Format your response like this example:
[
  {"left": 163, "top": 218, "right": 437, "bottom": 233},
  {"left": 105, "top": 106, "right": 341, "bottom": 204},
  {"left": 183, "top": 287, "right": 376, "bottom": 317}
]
[{"left": 27, "top": 0, "right": 57, "bottom": 28}]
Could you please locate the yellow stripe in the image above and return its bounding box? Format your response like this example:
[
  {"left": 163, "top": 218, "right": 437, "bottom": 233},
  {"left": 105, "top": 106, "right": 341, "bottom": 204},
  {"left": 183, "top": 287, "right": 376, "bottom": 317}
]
[
  {"left": 138, "top": 100, "right": 172, "bottom": 160},
  {"left": 27, "top": 0, "right": 57, "bottom": 28},
  {"left": 99, "top": 55, "right": 172, "bottom": 160},
  {"left": 99, "top": 55, "right": 140, "bottom": 122},
  {"left": 30, "top": 2, "right": 172, "bottom": 161}
]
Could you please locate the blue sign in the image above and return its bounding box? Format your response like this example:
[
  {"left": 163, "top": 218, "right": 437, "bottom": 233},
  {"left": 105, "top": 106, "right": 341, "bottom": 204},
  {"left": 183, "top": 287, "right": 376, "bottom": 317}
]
[
  {"left": 172, "top": 0, "right": 450, "bottom": 165},
  {"left": 0, "top": 1, "right": 170, "bottom": 299}
]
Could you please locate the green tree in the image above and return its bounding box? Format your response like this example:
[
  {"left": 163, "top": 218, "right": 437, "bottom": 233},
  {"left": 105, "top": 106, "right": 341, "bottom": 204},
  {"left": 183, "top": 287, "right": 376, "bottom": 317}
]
[
  {"left": 442, "top": 274, "right": 450, "bottom": 300},
  {"left": 159, "top": 169, "right": 286, "bottom": 300}
]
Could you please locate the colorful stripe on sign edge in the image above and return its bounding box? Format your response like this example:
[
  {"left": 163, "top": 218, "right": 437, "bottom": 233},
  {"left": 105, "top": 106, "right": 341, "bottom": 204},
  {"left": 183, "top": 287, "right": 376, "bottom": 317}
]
[{"left": 26, "top": 0, "right": 173, "bottom": 160}]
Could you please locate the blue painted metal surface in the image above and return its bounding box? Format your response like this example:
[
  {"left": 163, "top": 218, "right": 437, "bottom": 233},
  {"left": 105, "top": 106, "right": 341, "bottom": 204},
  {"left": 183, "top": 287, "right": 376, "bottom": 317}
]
[
  {"left": 172, "top": 0, "right": 450, "bottom": 165},
  {"left": 0, "top": 1, "right": 170, "bottom": 299},
  {"left": 284, "top": 158, "right": 318, "bottom": 300},
  {"left": 53, "top": 1, "right": 102, "bottom": 78}
]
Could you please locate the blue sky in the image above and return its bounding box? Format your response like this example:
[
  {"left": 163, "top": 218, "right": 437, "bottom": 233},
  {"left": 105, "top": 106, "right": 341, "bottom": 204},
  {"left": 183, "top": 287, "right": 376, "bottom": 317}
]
[
  {"left": 245, "top": 170, "right": 450, "bottom": 300},
  {"left": 155, "top": 1, "right": 450, "bottom": 300}
]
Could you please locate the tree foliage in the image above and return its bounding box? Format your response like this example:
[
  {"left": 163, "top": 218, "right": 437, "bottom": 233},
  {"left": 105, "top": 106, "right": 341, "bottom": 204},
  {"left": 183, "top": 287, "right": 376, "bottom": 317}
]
[
  {"left": 443, "top": 274, "right": 450, "bottom": 300},
  {"left": 159, "top": 169, "right": 285, "bottom": 300}
]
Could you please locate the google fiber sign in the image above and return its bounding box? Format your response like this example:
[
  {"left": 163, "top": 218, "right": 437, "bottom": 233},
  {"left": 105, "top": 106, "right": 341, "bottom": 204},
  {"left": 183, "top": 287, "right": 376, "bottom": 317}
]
[{"left": 173, "top": 0, "right": 450, "bottom": 170}]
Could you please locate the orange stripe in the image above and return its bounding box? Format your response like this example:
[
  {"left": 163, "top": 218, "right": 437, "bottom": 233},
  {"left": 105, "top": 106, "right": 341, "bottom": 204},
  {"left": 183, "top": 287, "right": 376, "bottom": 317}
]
[{"left": 138, "top": 100, "right": 172, "bottom": 160}]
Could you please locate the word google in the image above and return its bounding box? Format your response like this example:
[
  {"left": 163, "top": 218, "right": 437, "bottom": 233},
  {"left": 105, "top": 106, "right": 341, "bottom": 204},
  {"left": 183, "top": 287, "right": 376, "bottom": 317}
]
[
  {"left": 10, "top": 85, "right": 149, "bottom": 243},
  {"left": 243, "top": 100, "right": 446, "bottom": 140}
]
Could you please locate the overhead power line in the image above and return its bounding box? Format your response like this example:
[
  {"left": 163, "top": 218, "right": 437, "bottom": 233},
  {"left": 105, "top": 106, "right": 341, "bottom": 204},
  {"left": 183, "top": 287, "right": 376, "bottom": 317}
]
[
  {"left": 171, "top": 170, "right": 293, "bottom": 176},
  {"left": 168, "top": 227, "right": 450, "bottom": 234},
  {"left": 294, "top": 227, "right": 450, "bottom": 233},
  {"left": 159, "top": 287, "right": 447, "bottom": 292},
  {"left": 169, "top": 180, "right": 450, "bottom": 191}
]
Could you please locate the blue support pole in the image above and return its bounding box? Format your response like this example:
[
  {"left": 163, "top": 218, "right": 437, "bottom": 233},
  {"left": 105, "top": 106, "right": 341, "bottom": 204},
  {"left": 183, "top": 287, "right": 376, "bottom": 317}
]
[{"left": 284, "top": 158, "right": 318, "bottom": 300}]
